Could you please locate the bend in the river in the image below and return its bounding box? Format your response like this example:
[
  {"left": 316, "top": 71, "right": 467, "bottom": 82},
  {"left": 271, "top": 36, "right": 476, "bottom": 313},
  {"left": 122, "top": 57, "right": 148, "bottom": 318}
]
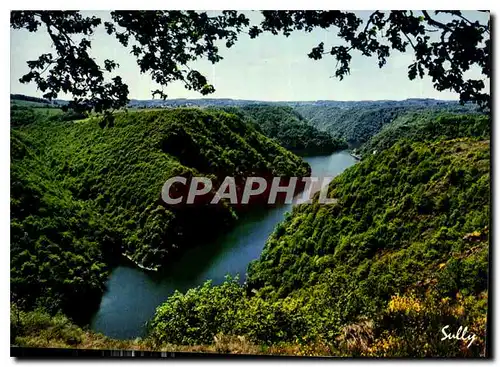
[{"left": 90, "top": 151, "right": 358, "bottom": 339}]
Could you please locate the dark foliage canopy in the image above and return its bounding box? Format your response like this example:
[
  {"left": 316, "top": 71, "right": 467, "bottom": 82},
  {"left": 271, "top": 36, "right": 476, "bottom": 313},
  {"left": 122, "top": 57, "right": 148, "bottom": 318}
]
[{"left": 11, "top": 10, "right": 490, "bottom": 113}]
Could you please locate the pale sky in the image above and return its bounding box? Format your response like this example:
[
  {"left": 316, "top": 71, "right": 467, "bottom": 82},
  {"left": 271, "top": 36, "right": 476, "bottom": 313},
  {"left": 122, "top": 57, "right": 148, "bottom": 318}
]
[{"left": 10, "top": 11, "right": 490, "bottom": 102}]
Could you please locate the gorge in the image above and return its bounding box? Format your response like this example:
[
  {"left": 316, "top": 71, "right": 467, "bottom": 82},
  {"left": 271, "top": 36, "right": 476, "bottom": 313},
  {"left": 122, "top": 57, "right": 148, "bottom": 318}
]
[{"left": 90, "top": 151, "right": 358, "bottom": 339}]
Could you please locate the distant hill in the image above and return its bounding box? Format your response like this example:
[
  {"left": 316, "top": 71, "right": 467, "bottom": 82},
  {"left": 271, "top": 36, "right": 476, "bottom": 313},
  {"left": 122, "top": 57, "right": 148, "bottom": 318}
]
[
  {"left": 13, "top": 94, "right": 469, "bottom": 110},
  {"left": 222, "top": 105, "right": 348, "bottom": 155},
  {"left": 11, "top": 93, "right": 68, "bottom": 107},
  {"left": 129, "top": 98, "right": 481, "bottom": 147},
  {"left": 360, "top": 112, "right": 490, "bottom": 156},
  {"left": 12, "top": 93, "right": 482, "bottom": 149},
  {"left": 11, "top": 94, "right": 52, "bottom": 105},
  {"left": 294, "top": 102, "right": 480, "bottom": 145},
  {"left": 127, "top": 97, "right": 464, "bottom": 110}
]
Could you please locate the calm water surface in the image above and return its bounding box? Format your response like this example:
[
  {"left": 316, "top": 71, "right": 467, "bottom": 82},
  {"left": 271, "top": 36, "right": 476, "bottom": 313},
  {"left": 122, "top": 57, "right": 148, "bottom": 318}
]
[{"left": 90, "top": 150, "right": 357, "bottom": 339}]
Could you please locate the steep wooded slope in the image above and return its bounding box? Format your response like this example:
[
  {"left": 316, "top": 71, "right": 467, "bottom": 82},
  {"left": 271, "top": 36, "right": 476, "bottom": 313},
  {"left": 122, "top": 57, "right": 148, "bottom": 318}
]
[{"left": 11, "top": 108, "right": 310, "bottom": 319}]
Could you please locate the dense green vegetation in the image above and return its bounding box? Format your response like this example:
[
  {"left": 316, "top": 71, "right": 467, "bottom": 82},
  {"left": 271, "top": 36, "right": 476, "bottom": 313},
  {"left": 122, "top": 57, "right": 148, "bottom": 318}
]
[
  {"left": 295, "top": 103, "right": 479, "bottom": 145},
  {"left": 11, "top": 129, "right": 112, "bottom": 323},
  {"left": 247, "top": 138, "right": 489, "bottom": 300},
  {"left": 360, "top": 112, "right": 490, "bottom": 156},
  {"left": 11, "top": 106, "right": 310, "bottom": 321},
  {"left": 11, "top": 99, "right": 490, "bottom": 357},
  {"left": 147, "top": 115, "right": 490, "bottom": 357},
  {"left": 226, "top": 105, "right": 347, "bottom": 154},
  {"left": 11, "top": 304, "right": 305, "bottom": 355}
]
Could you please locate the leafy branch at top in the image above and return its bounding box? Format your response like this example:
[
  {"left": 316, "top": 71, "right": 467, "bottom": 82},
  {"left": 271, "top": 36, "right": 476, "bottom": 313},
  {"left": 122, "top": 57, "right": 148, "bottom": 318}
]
[{"left": 11, "top": 10, "right": 490, "bottom": 113}]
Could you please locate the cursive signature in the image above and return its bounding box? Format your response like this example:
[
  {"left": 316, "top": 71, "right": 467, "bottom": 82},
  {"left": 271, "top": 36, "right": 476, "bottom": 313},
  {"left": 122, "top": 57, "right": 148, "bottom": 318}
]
[{"left": 441, "top": 325, "right": 476, "bottom": 348}]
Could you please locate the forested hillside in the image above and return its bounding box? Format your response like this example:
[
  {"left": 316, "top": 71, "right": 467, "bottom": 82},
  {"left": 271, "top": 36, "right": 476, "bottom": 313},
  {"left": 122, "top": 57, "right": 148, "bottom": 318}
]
[
  {"left": 144, "top": 137, "right": 489, "bottom": 357},
  {"left": 220, "top": 105, "right": 347, "bottom": 154},
  {"left": 10, "top": 99, "right": 491, "bottom": 357},
  {"left": 294, "top": 103, "right": 479, "bottom": 145},
  {"left": 13, "top": 136, "right": 491, "bottom": 357},
  {"left": 142, "top": 113, "right": 490, "bottom": 357},
  {"left": 360, "top": 112, "right": 490, "bottom": 156},
  {"left": 10, "top": 107, "right": 310, "bottom": 321},
  {"left": 11, "top": 129, "right": 112, "bottom": 323},
  {"left": 10, "top": 7, "right": 491, "bottom": 357}
]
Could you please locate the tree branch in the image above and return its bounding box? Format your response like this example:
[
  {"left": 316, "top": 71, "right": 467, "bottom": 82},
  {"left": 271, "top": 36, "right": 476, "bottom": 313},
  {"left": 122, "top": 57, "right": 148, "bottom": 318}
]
[
  {"left": 401, "top": 31, "right": 416, "bottom": 51},
  {"left": 421, "top": 10, "right": 453, "bottom": 33}
]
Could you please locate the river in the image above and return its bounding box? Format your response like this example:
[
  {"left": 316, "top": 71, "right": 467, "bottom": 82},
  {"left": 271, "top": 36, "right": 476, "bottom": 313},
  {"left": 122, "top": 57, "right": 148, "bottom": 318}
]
[{"left": 90, "top": 150, "right": 357, "bottom": 339}]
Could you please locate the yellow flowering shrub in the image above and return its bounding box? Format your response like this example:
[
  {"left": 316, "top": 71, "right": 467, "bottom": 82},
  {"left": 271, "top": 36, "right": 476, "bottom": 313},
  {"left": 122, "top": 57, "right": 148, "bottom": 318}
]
[
  {"left": 360, "top": 290, "right": 488, "bottom": 357},
  {"left": 387, "top": 294, "right": 422, "bottom": 314}
]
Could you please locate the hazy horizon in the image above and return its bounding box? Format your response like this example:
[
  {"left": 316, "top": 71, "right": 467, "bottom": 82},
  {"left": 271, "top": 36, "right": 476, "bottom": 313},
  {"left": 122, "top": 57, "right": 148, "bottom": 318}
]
[{"left": 11, "top": 92, "right": 460, "bottom": 104}]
